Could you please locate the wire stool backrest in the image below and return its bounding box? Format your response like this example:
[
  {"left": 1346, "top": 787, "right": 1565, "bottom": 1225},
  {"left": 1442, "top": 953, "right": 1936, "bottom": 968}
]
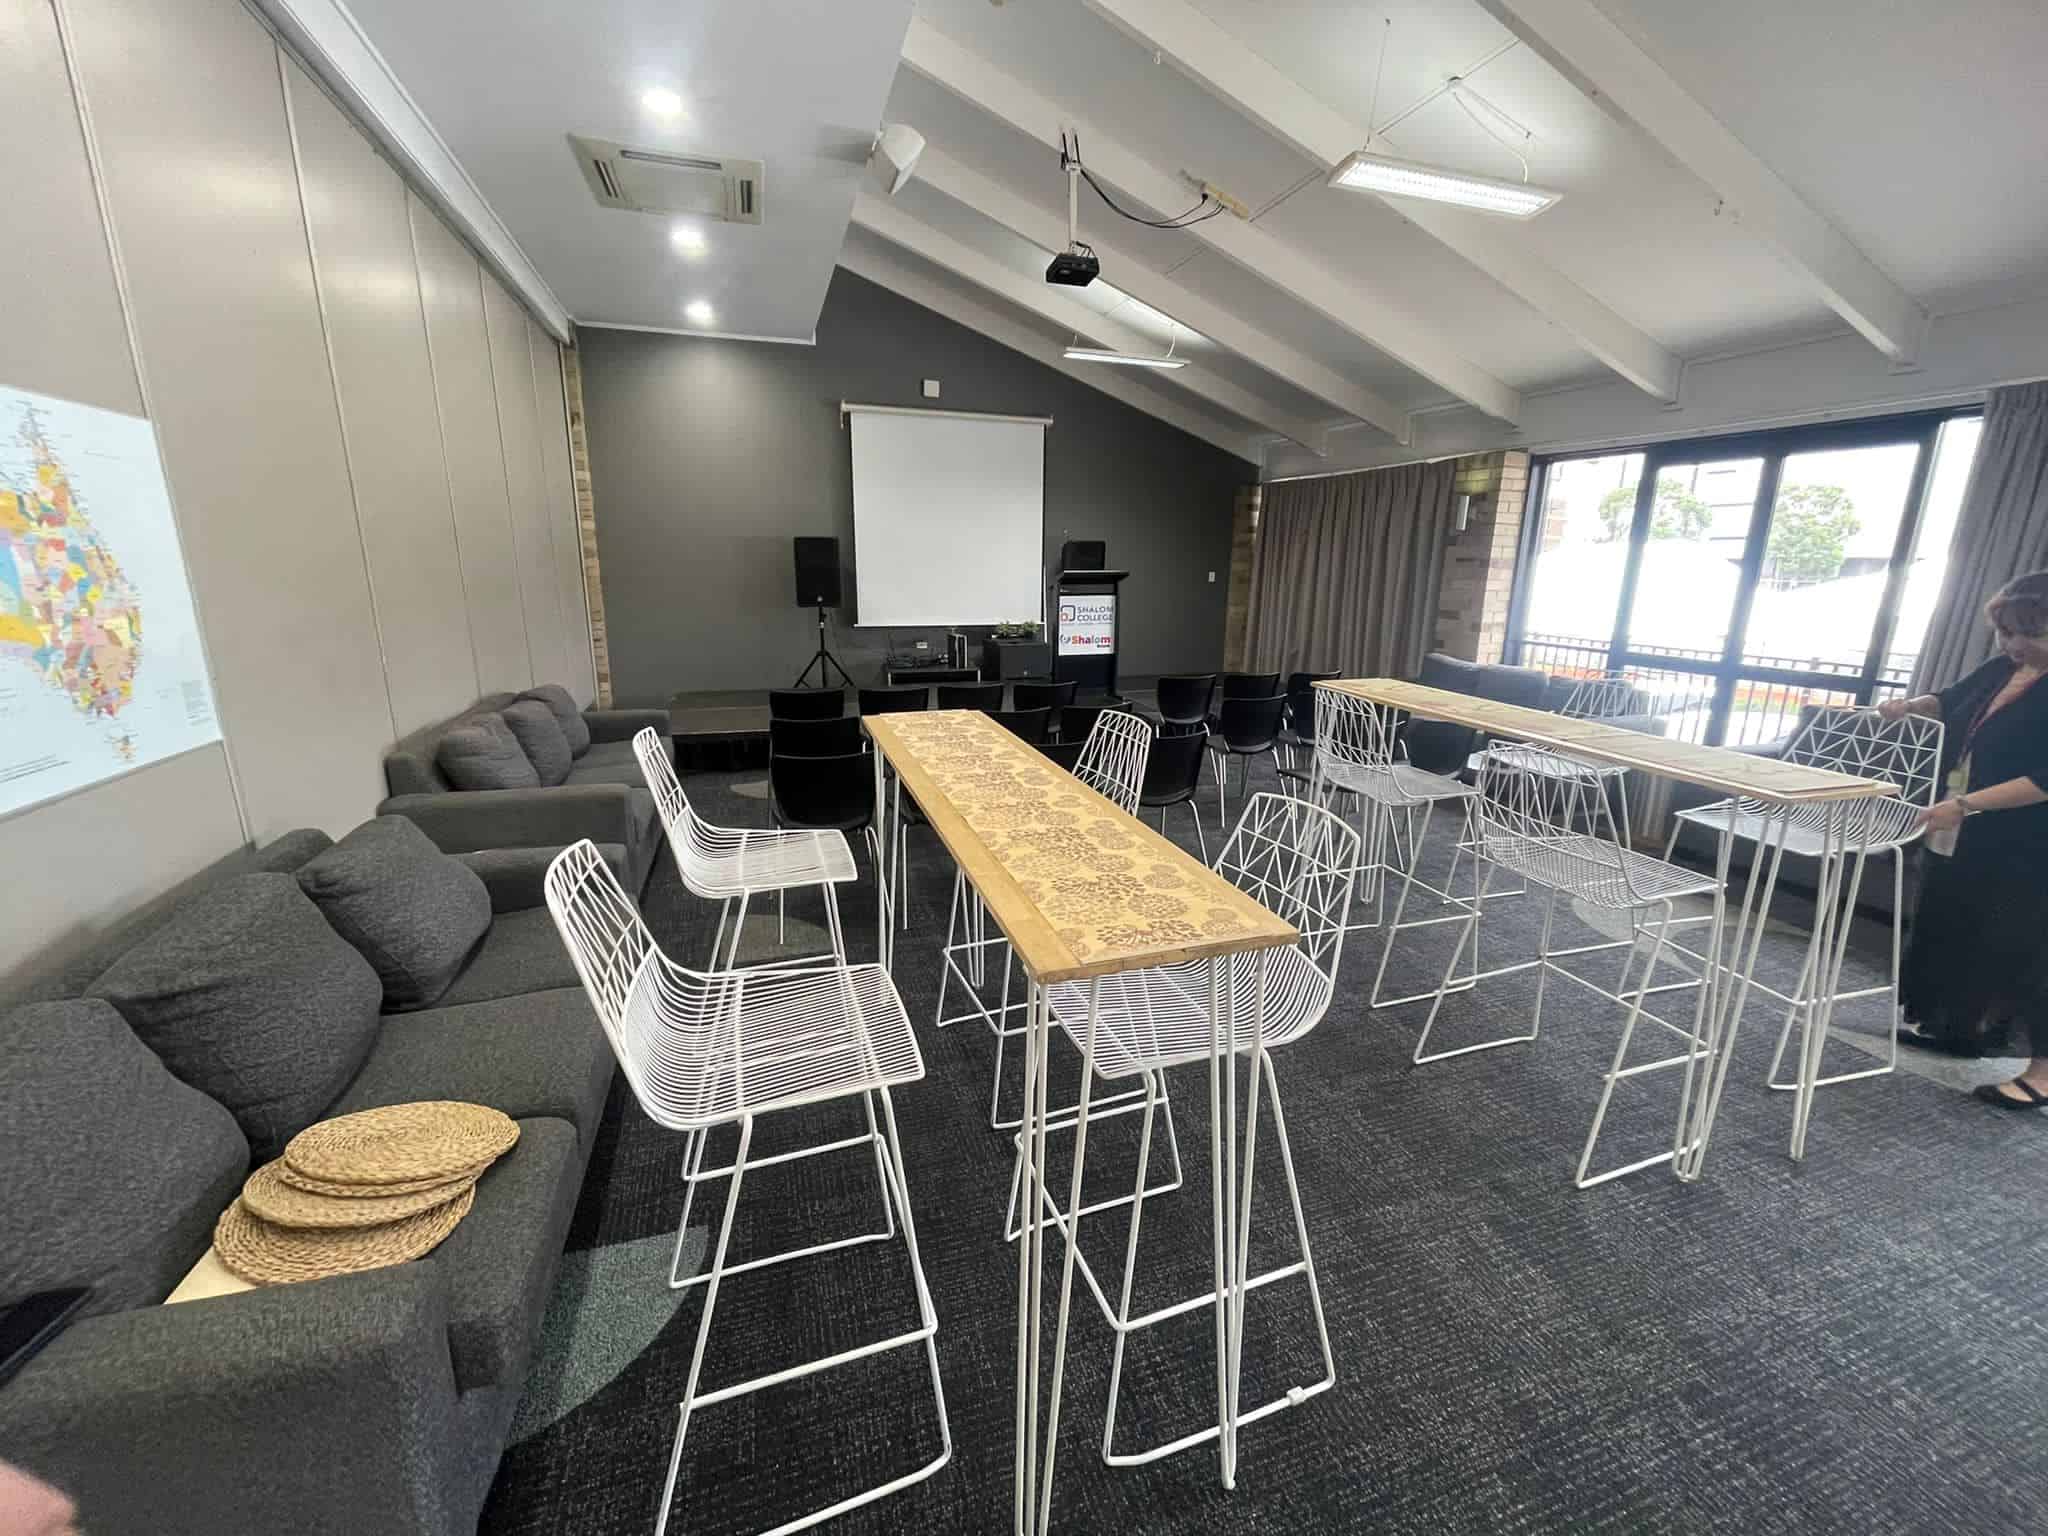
[
  {"left": 1560, "top": 671, "right": 1648, "bottom": 720},
  {"left": 1311, "top": 687, "right": 1402, "bottom": 794},
  {"left": 1474, "top": 739, "right": 1653, "bottom": 906},
  {"left": 544, "top": 838, "right": 658, "bottom": 1057},
  {"left": 1784, "top": 706, "right": 1944, "bottom": 810},
  {"left": 1212, "top": 792, "right": 1361, "bottom": 980},
  {"left": 633, "top": 725, "right": 732, "bottom": 892},
  {"left": 1073, "top": 708, "right": 1153, "bottom": 814}
]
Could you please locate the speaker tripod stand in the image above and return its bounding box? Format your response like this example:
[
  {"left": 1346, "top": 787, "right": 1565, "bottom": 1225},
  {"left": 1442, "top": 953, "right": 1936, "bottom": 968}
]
[{"left": 793, "top": 605, "right": 856, "bottom": 689}]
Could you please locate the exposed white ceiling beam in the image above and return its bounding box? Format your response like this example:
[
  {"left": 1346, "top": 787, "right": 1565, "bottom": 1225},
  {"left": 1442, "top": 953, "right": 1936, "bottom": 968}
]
[
  {"left": 253, "top": 0, "right": 572, "bottom": 340},
  {"left": 851, "top": 193, "right": 1329, "bottom": 452},
  {"left": 836, "top": 240, "right": 1263, "bottom": 462},
  {"left": 1083, "top": 0, "right": 1680, "bottom": 403},
  {"left": 914, "top": 146, "right": 1410, "bottom": 443},
  {"left": 901, "top": 18, "right": 1522, "bottom": 423},
  {"left": 1474, "top": 0, "right": 1927, "bottom": 364}
]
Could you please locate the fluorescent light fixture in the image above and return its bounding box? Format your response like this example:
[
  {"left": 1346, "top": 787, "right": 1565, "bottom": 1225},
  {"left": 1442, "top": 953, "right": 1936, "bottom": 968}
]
[
  {"left": 1326, "top": 149, "right": 1561, "bottom": 218},
  {"left": 1062, "top": 345, "right": 1187, "bottom": 370},
  {"left": 669, "top": 222, "right": 706, "bottom": 255},
  {"left": 684, "top": 299, "right": 715, "bottom": 325},
  {"left": 641, "top": 88, "right": 684, "bottom": 118}
]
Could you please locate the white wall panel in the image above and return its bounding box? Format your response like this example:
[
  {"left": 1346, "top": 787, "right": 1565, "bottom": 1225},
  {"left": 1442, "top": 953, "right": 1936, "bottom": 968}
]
[
  {"left": 411, "top": 198, "right": 533, "bottom": 692},
  {"left": 284, "top": 60, "right": 479, "bottom": 735},
  {"left": 63, "top": 0, "right": 391, "bottom": 838},
  {"left": 484, "top": 275, "right": 572, "bottom": 691}
]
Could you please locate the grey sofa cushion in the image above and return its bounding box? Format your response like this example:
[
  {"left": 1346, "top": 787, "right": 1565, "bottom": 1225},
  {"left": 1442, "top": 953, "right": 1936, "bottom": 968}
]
[
  {"left": 437, "top": 713, "right": 541, "bottom": 791},
  {"left": 562, "top": 756, "right": 648, "bottom": 789},
  {"left": 501, "top": 699, "right": 573, "bottom": 787},
  {"left": 422, "top": 1116, "right": 581, "bottom": 1391},
  {"left": 330, "top": 987, "right": 613, "bottom": 1146},
  {"left": 517, "top": 683, "right": 592, "bottom": 757},
  {"left": 576, "top": 736, "right": 640, "bottom": 770},
  {"left": 297, "top": 816, "right": 493, "bottom": 1010},
  {"left": 87, "top": 874, "right": 384, "bottom": 1161},
  {"left": 0, "top": 998, "right": 247, "bottom": 1317},
  {"left": 435, "top": 907, "right": 581, "bottom": 1009}
]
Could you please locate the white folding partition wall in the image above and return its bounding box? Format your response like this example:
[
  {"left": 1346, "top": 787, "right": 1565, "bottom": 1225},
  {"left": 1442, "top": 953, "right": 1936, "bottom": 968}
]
[{"left": 845, "top": 403, "right": 1048, "bottom": 627}]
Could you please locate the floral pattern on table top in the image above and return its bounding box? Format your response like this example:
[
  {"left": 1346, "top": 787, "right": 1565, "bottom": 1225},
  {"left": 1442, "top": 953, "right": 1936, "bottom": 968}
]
[{"left": 871, "top": 711, "right": 1295, "bottom": 978}]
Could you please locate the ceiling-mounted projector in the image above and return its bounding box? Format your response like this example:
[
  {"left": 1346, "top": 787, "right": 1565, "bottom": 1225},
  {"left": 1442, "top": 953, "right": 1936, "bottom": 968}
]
[{"left": 867, "top": 123, "right": 925, "bottom": 196}]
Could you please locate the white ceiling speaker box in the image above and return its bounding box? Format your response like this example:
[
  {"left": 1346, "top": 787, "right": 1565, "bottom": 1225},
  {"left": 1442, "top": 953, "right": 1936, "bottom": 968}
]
[{"left": 568, "top": 135, "right": 763, "bottom": 224}]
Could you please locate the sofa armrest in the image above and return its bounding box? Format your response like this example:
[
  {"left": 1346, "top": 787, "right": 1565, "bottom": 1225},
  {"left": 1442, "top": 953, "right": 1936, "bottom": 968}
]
[
  {"left": 582, "top": 707, "right": 669, "bottom": 745},
  {"left": 379, "top": 785, "right": 634, "bottom": 854},
  {"left": 456, "top": 846, "right": 558, "bottom": 912},
  {"left": 0, "top": 1264, "right": 466, "bottom": 1536}
]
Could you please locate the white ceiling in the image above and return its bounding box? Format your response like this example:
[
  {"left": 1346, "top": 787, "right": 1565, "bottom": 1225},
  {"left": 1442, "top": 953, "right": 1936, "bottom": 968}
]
[{"left": 327, "top": 0, "right": 2048, "bottom": 459}]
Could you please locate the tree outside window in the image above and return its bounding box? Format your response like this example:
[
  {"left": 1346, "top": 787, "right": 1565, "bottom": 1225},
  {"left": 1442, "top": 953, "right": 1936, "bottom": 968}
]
[
  {"left": 1763, "top": 484, "right": 1860, "bottom": 584},
  {"left": 1597, "top": 475, "right": 1711, "bottom": 542}
]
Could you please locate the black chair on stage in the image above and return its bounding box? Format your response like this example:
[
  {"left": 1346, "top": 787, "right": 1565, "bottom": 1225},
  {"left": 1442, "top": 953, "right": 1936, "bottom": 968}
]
[
  {"left": 769, "top": 687, "right": 843, "bottom": 720},
  {"left": 769, "top": 715, "right": 863, "bottom": 757},
  {"left": 936, "top": 681, "right": 1004, "bottom": 712},
  {"left": 1011, "top": 679, "right": 1078, "bottom": 718},
  {"left": 1280, "top": 670, "right": 1340, "bottom": 770},
  {"left": 1139, "top": 730, "right": 1212, "bottom": 861},
  {"left": 888, "top": 667, "right": 976, "bottom": 686},
  {"left": 1206, "top": 694, "right": 1288, "bottom": 827},
  {"left": 1151, "top": 673, "right": 1218, "bottom": 737},
  {"left": 859, "top": 685, "right": 928, "bottom": 715},
  {"left": 990, "top": 706, "right": 1052, "bottom": 744}
]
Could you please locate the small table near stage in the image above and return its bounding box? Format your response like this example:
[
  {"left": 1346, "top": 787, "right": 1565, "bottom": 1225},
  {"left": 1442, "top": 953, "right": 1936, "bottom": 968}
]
[
  {"left": 861, "top": 709, "right": 1297, "bottom": 1532},
  {"left": 1317, "top": 678, "right": 1897, "bottom": 1173}
]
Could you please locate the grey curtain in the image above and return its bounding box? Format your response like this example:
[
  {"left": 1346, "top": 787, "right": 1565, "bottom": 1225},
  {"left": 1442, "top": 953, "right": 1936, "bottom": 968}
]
[
  {"left": 1913, "top": 381, "right": 2048, "bottom": 690},
  {"left": 1243, "top": 461, "right": 1453, "bottom": 679}
]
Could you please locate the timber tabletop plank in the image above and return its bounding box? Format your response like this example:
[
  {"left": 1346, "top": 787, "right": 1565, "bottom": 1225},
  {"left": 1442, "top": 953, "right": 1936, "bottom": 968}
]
[
  {"left": 865, "top": 710, "right": 1297, "bottom": 984},
  {"left": 1319, "top": 678, "right": 1897, "bottom": 805}
]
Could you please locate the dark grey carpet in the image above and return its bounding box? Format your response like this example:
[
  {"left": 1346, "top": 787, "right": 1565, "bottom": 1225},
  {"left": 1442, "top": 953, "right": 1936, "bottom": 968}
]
[{"left": 481, "top": 758, "right": 2048, "bottom": 1535}]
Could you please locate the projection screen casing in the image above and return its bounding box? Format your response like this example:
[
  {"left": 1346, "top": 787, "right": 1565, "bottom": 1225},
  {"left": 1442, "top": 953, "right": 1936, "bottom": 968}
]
[{"left": 848, "top": 407, "right": 1046, "bottom": 627}]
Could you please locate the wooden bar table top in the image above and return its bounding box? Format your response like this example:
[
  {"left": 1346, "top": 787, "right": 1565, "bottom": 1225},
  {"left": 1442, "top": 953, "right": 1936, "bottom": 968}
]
[
  {"left": 1317, "top": 678, "right": 1897, "bottom": 805},
  {"left": 863, "top": 709, "right": 1296, "bottom": 982}
]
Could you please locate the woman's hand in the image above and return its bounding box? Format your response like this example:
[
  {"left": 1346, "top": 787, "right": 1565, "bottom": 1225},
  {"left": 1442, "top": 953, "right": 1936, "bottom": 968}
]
[
  {"left": 1916, "top": 798, "right": 1967, "bottom": 834},
  {"left": 1876, "top": 695, "right": 1914, "bottom": 722}
]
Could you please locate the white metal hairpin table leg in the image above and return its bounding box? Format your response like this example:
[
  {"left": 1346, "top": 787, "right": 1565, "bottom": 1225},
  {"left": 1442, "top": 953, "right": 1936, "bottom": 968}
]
[{"left": 1788, "top": 795, "right": 1880, "bottom": 1160}]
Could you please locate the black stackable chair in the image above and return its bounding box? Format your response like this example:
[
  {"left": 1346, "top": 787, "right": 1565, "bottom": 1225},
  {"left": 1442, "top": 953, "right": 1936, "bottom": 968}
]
[
  {"left": 1206, "top": 693, "right": 1288, "bottom": 826},
  {"left": 989, "top": 706, "right": 1053, "bottom": 744},
  {"left": 1152, "top": 673, "right": 1218, "bottom": 737},
  {"left": 1139, "top": 730, "right": 1212, "bottom": 862},
  {"left": 1011, "top": 679, "right": 1078, "bottom": 716},
  {"left": 1208, "top": 671, "right": 1281, "bottom": 729},
  {"left": 936, "top": 681, "right": 1005, "bottom": 711},
  {"left": 1280, "top": 669, "right": 1340, "bottom": 769},
  {"left": 858, "top": 685, "right": 928, "bottom": 715},
  {"left": 769, "top": 749, "right": 877, "bottom": 849},
  {"left": 1061, "top": 703, "right": 1106, "bottom": 745},
  {"left": 1038, "top": 737, "right": 1087, "bottom": 771},
  {"left": 769, "top": 715, "right": 863, "bottom": 757},
  {"left": 769, "top": 687, "right": 844, "bottom": 720},
  {"left": 888, "top": 667, "right": 976, "bottom": 686}
]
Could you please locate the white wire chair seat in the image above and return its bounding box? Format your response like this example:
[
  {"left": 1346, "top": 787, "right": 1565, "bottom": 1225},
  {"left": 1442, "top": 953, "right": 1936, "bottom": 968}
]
[
  {"left": 1472, "top": 826, "right": 1719, "bottom": 910},
  {"left": 634, "top": 725, "right": 858, "bottom": 898},
  {"left": 1045, "top": 945, "right": 1332, "bottom": 1079},
  {"left": 1319, "top": 755, "right": 1474, "bottom": 807},
  {"left": 1671, "top": 793, "right": 1923, "bottom": 855},
  {"left": 614, "top": 959, "right": 924, "bottom": 1130}
]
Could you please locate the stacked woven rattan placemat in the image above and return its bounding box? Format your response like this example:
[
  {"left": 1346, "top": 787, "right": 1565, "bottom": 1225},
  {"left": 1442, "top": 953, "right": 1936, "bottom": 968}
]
[{"left": 214, "top": 1102, "right": 517, "bottom": 1285}]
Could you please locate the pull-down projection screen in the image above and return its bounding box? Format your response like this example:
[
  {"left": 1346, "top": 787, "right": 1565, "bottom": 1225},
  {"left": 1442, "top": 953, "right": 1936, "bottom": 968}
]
[{"left": 848, "top": 406, "right": 1046, "bottom": 627}]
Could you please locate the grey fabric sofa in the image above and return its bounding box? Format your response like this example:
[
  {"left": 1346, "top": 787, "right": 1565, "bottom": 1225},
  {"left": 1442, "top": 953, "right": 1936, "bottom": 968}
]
[
  {"left": 0, "top": 827, "right": 614, "bottom": 1536},
  {"left": 380, "top": 688, "right": 671, "bottom": 892},
  {"left": 1401, "top": 652, "right": 1553, "bottom": 775}
]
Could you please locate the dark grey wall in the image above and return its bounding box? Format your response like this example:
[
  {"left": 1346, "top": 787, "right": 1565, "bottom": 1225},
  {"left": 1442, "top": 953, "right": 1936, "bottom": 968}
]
[{"left": 577, "top": 269, "right": 1253, "bottom": 704}]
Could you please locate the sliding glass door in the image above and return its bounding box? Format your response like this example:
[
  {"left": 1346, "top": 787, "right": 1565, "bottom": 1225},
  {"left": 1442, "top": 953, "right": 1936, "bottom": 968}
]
[{"left": 1510, "top": 410, "right": 1982, "bottom": 749}]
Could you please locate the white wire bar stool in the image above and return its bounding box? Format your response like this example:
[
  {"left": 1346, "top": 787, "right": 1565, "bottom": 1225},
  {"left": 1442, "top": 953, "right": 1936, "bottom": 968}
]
[
  {"left": 1019, "top": 794, "right": 1360, "bottom": 1490},
  {"left": 543, "top": 839, "right": 950, "bottom": 1536},
  {"left": 1462, "top": 672, "right": 1648, "bottom": 843},
  {"left": 1308, "top": 687, "right": 1489, "bottom": 1010},
  {"left": 1660, "top": 706, "right": 1943, "bottom": 1092},
  {"left": 1415, "top": 741, "right": 1723, "bottom": 1188},
  {"left": 634, "top": 726, "right": 864, "bottom": 970}
]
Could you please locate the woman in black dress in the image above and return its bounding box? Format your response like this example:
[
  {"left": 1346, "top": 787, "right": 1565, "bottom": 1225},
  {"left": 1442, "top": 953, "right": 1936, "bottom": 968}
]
[{"left": 1889, "top": 570, "right": 2048, "bottom": 1109}]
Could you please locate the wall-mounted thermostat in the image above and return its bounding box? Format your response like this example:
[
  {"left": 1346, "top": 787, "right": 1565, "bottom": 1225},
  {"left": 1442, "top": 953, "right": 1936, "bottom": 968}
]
[{"left": 922, "top": 378, "right": 941, "bottom": 399}]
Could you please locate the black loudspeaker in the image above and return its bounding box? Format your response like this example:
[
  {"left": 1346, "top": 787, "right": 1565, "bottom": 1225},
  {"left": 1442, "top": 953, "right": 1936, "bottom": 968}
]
[
  {"left": 793, "top": 537, "right": 842, "bottom": 608},
  {"left": 1060, "top": 538, "right": 1106, "bottom": 572}
]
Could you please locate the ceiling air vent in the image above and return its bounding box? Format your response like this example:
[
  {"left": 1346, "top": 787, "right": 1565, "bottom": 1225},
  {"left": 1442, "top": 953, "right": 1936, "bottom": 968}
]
[{"left": 568, "top": 135, "right": 763, "bottom": 225}]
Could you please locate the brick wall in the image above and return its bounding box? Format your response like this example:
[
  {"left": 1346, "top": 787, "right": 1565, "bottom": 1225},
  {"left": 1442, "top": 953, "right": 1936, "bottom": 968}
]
[
  {"left": 1434, "top": 449, "right": 1530, "bottom": 664},
  {"left": 1221, "top": 483, "right": 1261, "bottom": 670}
]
